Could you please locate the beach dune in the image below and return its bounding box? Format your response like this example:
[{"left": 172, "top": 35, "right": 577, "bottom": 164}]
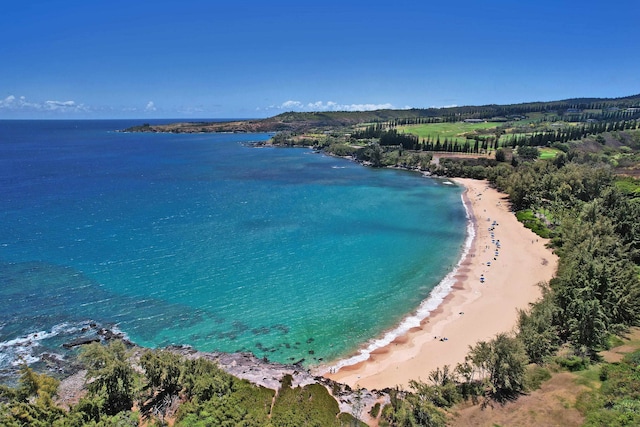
[{"left": 324, "top": 178, "right": 558, "bottom": 390}]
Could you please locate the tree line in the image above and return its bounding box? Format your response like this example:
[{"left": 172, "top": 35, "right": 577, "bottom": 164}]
[
  {"left": 351, "top": 119, "right": 639, "bottom": 156},
  {"left": 504, "top": 119, "right": 640, "bottom": 149}
]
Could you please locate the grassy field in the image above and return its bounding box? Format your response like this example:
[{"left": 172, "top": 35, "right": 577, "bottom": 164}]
[
  {"left": 398, "top": 120, "right": 556, "bottom": 146},
  {"left": 397, "top": 122, "right": 499, "bottom": 143},
  {"left": 539, "top": 147, "right": 562, "bottom": 159}
]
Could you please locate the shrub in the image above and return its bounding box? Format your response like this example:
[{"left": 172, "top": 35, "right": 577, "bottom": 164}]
[
  {"left": 556, "top": 355, "right": 588, "bottom": 372},
  {"left": 515, "top": 209, "right": 551, "bottom": 238},
  {"left": 370, "top": 402, "right": 381, "bottom": 418},
  {"left": 524, "top": 366, "right": 552, "bottom": 391},
  {"left": 623, "top": 349, "right": 640, "bottom": 366}
]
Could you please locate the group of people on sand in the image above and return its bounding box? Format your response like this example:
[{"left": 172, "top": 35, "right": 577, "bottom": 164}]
[{"left": 481, "top": 218, "right": 501, "bottom": 284}]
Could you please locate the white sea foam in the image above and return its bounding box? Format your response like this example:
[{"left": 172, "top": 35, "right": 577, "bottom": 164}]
[
  {"left": 321, "top": 190, "right": 475, "bottom": 374},
  {"left": 0, "top": 321, "right": 98, "bottom": 367},
  {"left": 0, "top": 329, "right": 51, "bottom": 367},
  {"left": 109, "top": 324, "right": 130, "bottom": 342}
]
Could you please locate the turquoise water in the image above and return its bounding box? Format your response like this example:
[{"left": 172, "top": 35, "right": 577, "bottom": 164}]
[{"left": 0, "top": 120, "right": 467, "bottom": 378}]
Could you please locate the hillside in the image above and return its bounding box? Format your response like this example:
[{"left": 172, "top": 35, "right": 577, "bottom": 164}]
[{"left": 123, "top": 94, "right": 640, "bottom": 134}]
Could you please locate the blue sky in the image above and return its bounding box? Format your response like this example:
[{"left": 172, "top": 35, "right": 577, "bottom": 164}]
[{"left": 1, "top": 0, "right": 638, "bottom": 119}]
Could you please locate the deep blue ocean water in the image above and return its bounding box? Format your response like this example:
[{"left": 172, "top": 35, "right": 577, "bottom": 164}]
[{"left": 0, "top": 120, "right": 467, "bottom": 379}]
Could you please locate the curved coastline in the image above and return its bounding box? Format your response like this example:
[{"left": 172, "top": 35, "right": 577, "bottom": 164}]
[
  {"left": 314, "top": 180, "right": 475, "bottom": 376},
  {"left": 323, "top": 178, "right": 558, "bottom": 390}
]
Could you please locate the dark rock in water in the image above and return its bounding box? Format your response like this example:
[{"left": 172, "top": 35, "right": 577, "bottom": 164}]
[
  {"left": 97, "top": 328, "right": 124, "bottom": 341},
  {"left": 272, "top": 324, "right": 290, "bottom": 334},
  {"left": 251, "top": 327, "right": 270, "bottom": 335},
  {"left": 165, "top": 344, "right": 196, "bottom": 354},
  {"left": 62, "top": 337, "right": 100, "bottom": 349},
  {"left": 40, "top": 353, "right": 65, "bottom": 370},
  {"left": 61, "top": 326, "right": 131, "bottom": 349}
]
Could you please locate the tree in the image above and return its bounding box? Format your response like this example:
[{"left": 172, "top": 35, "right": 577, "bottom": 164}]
[
  {"left": 517, "top": 146, "right": 540, "bottom": 162},
  {"left": 552, "top": 205, "right": 640, "bottom": 355},
  {"left": 356, "top": 143, "right": 384, "bottom": 167},
  {"left": 180, "top": 358, "right": 236, "bottom": 403},
  {"left": 466, "top": 333, "right": 528, "bottom": 400},
  {"left": 0, "top": 366, "right": 66, "bottom": 426},
  {"left": 139, "top": 350, "right": 183, "bottom": 421},
  {"left": 380, "top": 387, "right": 446, "bottom": 427},
  {"left": 80, "top": 340, "right": 137, "bottom": 415},
  {"left": 420, "top": 365, "right": 461, "bottom": 407},
  {"left": 517, "top": 284, "right": 560, "bottom": 364}
]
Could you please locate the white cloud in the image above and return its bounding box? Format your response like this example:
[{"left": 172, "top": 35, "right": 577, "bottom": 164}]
[
  {"left": 270, "top": 100, "right": 402, "bottom": 112},
  {"left": 1, "top": 95, "right": 16, "bottom": 106},
  {"left": 280, "top": 100, "right": 304, "bottom": 109},
  {"left": 1, "top": 95, "right": 40, "bottom": 110},
  {"left": 44, "top": 100, "right": 79, "bottom": 111},
  {"left": 145, "top": 101, "right": 157, "bottom": 111},
  {"left": 0, "top": 95, "right": 87, "bottom": 113}
]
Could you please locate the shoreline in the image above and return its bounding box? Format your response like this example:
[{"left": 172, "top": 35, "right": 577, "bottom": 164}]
[
  {"left": 322, "top": 178, "right": 558, "bottom": 390},
  {"left": 313, "top": 176, "right": 475, "bottom": 377}
]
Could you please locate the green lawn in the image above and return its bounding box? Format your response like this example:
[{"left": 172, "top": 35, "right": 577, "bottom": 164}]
[
  {"left": 398, "top": 122, "right": 499, "bottom": 143},
  {"left": 615, "top": 176, "right": 640, "bottom": 197},
  {"left": 539, "top": 147, "right": 562, "bottom": 159}
]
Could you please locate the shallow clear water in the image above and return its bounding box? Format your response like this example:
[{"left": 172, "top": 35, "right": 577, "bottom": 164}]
[{"left": 0, "top": 120, "right": 466, "bottom": 378}]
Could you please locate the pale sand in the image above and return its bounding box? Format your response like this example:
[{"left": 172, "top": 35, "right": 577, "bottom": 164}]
[{"left": 324, "top": 178, "right": 558, "bottom": 390}]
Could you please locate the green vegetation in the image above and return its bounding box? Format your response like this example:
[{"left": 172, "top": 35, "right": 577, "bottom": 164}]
[
  {"left": 271, "top": 378, "right": 342, "bottom": 426},
  {"left": 615, "top": 176, "right": 640, "bottom": 198},
  {"left": 396, "top": 121, "right": 499, "bottom": 144},
  {"left": 375, "top": 333, "right": 531, "bottom": 425},
  {"left": 6, "top": 94, "right": 640, "bottom": 425},
  {"left": 539, "top": 147, "right": 562, "bottom": 159},
  {"left": 370, "top": 112, "right": 640, "bottom": 423},
  {"left": 0, "top": 345, "right": 363, "bottom": 426},
  {"left": 575, "top": 349, "right": 640, "bottom": 426},
  {"left": 80, "top": 340, "right": 137, "bottom": 416},
  {"left": 524, "top": 365, "right": 552, "bottom": 391},
  {"left": 515, "top": 209, "right": 551, "bottom": 238}
]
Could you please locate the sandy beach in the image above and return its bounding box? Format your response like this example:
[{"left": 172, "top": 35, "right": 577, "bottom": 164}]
[{"left": 324, "top": 178, "right": 558, "bottom": 390}]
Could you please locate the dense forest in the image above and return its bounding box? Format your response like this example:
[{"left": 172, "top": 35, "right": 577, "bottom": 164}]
[{"left": 4, "top": 96, "right": 640, "bottom": 426}]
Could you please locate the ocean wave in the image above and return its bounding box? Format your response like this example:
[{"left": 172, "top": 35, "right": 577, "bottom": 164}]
[
  {"left": 0, "top": 321, "right": 99, "bottom": 369},
  {"left": 321, "top": 191, "right": 475, "bottom": 374},
  {"left": 0, "top": 329, "right": 55, "bottom": 367}
]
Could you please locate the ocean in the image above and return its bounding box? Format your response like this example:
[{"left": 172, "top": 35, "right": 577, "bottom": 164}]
[{"left": 0, "top": 120, "right": 468, "bottom": 380}]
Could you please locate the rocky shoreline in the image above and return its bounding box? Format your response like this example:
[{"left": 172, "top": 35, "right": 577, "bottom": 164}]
[{"left": 47, "top": 327, "right": 389, "bottom": 423}]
